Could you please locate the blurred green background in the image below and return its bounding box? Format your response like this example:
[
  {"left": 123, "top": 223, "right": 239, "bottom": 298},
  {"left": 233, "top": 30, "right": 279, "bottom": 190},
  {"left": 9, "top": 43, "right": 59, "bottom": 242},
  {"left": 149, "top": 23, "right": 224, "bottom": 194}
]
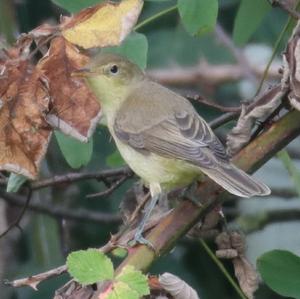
[{"left": 0, "top": 0, "right": 300, "bottom": 298}]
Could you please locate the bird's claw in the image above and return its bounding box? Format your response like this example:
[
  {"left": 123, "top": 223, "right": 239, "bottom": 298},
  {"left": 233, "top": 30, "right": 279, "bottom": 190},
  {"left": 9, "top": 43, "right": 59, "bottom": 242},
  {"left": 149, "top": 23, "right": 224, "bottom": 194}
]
[{"left": 130, "top": 231, "right": 156, "bottom": 252}]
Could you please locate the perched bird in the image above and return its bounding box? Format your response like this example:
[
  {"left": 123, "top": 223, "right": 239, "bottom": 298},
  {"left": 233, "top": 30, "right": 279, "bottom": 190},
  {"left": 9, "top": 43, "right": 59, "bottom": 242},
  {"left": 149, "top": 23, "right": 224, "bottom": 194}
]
[{"left": 80, "top": 53, "right": 270, "bottom": 246}]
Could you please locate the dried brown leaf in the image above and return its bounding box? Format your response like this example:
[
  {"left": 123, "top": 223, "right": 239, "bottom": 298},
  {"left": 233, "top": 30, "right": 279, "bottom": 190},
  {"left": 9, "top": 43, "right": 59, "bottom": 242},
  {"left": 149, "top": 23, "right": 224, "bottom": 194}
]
[
  {"left": 61, "top": 0, "right": 143, "bottom": 49},
  {"left": 54, "top": 280, "right": 94, "bottom": 299},
  {"left": 215, "top": 232, "right": 259, "bottom": 299},
  {"left": 226, "top": 85, "right": 283, "bottom": 156},
  {"left": 0, "top": 45, "right": 52, "bottom": 179},
  {"left": 283, "top": 21, "right": 300, "bottom": 110},
  {"left": 37, "top": 37, "right": 101, "bottom": 142},
  {"left": 159, "top": 273, "right": 200, "bottom": 299}
]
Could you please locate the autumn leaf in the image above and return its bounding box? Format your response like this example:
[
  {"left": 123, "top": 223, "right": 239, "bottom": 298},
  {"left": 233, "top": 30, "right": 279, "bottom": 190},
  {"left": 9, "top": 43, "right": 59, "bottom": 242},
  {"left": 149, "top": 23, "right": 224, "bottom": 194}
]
[
  {"left": 0, "top": 43, "right": 52, "bottom": 179},
  {"left": 61, "top": 0, "right": 143, "bottom": 49},
  {"left": 37, "top": 36, "right": 101, "bottom": 142}
]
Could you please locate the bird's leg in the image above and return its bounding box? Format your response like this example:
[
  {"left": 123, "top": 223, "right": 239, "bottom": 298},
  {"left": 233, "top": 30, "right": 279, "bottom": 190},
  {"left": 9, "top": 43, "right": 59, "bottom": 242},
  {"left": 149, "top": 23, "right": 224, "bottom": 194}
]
[
  {"left": 180, "top": 182, "right": 202, "bottom": 207},
  {"left": 132, "top": 192, "right": 161, "bottom": 249}
]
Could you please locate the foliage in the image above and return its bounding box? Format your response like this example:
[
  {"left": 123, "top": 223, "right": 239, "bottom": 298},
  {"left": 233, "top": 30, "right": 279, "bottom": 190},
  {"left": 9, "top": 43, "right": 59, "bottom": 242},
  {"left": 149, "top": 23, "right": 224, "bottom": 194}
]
[
  {"left": 257, "top": 250, "right": 300, "bottom": 299},
  {"left": 67, "top": 250, "right": 149, "bottom": 298}
]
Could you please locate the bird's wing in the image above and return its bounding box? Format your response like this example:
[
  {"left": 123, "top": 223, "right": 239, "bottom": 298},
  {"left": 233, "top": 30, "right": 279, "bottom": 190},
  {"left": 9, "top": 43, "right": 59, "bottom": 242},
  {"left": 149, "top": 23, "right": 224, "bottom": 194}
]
[
  {"left": 113, "top": 83, "right": 229, "bottom": 169},
  {"left": 113, "top": 81, "right": 271, "bottom": 198}
]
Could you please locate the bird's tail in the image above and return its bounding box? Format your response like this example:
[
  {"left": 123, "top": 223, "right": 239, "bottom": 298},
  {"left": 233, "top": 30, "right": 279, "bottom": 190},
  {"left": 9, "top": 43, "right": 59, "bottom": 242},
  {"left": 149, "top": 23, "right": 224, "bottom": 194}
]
[{"left": 200, "top": 164, "right": 271, "bottom": 198}]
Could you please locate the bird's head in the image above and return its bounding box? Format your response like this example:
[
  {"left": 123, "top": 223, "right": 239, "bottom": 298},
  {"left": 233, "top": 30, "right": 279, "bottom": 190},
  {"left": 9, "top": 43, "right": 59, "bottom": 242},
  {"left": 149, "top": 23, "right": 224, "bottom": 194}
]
[{"left": 75, "top": 53, "right": 144, "bottom": 104}]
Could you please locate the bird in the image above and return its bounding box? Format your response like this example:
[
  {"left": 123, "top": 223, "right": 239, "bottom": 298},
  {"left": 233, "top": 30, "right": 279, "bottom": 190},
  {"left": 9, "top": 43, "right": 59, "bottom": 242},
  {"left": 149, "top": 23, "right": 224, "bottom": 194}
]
[{"left": 78, "top": 53, "right": 271, "bottom": 247}]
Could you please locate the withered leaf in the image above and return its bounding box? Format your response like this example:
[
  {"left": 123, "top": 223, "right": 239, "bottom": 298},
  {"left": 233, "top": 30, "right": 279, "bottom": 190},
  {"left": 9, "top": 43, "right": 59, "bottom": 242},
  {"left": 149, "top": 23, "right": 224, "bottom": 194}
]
[
  {"left": 283, "top": 20, "right": 300, "bottom": 111},
  {"left": 0, "top": 51, "right": 52, "bottom": 179},
  {"left": 215, "top": 232, "right": 259, "bottom": 299},
  {"left": 37, "top": 37, "right": 101, "bottom": 142},
  {"left": 226, "top": 85, "right": 283, "bottom": 156},
  {"left": 159, "top": 273, "right": 200, "bottom": 299},
  {"left": 61, "top": 0, "right": 143, "bottom": 49}
]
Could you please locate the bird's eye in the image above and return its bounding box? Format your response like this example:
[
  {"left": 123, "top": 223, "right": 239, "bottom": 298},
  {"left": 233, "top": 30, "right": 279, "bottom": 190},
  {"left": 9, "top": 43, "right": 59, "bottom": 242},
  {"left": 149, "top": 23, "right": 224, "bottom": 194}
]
[{"left": 110, "top": 65, "right": 119, "bottom": 74}]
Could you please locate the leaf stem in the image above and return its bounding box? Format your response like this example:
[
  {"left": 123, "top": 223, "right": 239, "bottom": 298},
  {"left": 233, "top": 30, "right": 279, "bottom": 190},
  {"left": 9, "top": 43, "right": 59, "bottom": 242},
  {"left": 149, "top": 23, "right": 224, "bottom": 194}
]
[
  {"left": 200, "top": 239, "right": 248, "bottom": 299},
  {"left": 134, "top": 4, "right": 178, "bottom": 31}
]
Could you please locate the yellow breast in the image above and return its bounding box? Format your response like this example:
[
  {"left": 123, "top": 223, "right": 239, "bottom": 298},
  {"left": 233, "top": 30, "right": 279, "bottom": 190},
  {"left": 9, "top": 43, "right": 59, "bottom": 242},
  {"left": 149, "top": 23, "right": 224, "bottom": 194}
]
[{"left": 113, "top": 136, "right": 201, "bottom": 192}]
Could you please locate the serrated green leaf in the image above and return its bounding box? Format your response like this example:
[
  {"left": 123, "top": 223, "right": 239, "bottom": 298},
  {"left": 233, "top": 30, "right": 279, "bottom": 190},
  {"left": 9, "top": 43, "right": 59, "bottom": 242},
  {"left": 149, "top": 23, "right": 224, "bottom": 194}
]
[
  {"left": 106, "top": 150, "right": 125, "bottom": 168},
  {"left": 116, "top": 265, "right": 150, "bottom": 297},
  {"left": 67, "top": 249, "right": 114, "bottom": 285},
  {"left": 233, "top": 0, "right": 271, "bottom": 46},
  {"left": 6, "top": 173, "right": 27, "bottom": 193},
  {"left": 55, "top": 131, "right": 93, "bottom": 169},
  {"left": 178, "top": 0, "right": 218, "bottom": 36},
  {"left": 257, "top": 250, "right": 300, "bottom": 299},
  {"left": 103, "top": 32, "right": 148, "bottom": 69},
  {"left": 106, "top": 281, "right": 139, "bottom": 299},
  {"left": 52, "top": 0, "right": 104, "bottom": 13}
]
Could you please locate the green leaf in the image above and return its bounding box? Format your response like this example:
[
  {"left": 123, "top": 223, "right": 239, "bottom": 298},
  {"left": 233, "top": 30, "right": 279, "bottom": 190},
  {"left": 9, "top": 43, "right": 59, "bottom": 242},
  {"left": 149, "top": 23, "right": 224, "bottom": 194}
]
[
  {"left": 52, "top": 0, "right": 104, "bottom": 13},
  {"left": 103, "top": 32, "right": 148, "bottom": 69},
  {"left": 106, "top": 281, "right": 139, "bottom": 299},
  {"left": 106, "top": 150, "right": 125, "bottom": 168},
  {"left": 233, "top": 0, "right": 271, "bottom": 46},
  {"left": 257, "top": 250, "right": 300, "bottom": 299},
  {"left": 67, "top": 249, "right": 114, "bottom": 285},
  {"left": 111, "top": 247, "right": 128, "bottom": 259},
  {"left": 55, "top": 131, "right": 93, "bottom": 169},
  {"left": 178, "top": 0, "right": 218, "bottom": 36},
  {"left": 277, "top": 150, "right": 300, "bottom": 198},
  {"left": 6, "top": 173, "right": 27, "bottom": 193},
  {"left": 116, "top": 265, "right": 150, "bottom": 297}
]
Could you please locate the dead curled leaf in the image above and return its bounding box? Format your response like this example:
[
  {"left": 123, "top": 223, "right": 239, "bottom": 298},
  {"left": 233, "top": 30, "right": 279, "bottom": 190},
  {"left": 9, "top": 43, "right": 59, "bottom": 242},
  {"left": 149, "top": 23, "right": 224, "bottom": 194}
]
[
  {"left": 215, "top": 232, "right": 259, "bottom": 299},
  {"left": 283, "top": 20, "right": 300, "bottom": 111},
  {"left": 37, "top": 36, "right": 101, "bottom": 142},
  {"left": 226, "top": 85, "right": 283, "bottom": 156},
  {"left": 61, "top": 0, "right": 143, "bottom": 49},
  {"left": 159, "top": 273, "right": 200, "bottom": 299},
  {"left": 0, "top": 44, "right": 52, "bottom": 179}
]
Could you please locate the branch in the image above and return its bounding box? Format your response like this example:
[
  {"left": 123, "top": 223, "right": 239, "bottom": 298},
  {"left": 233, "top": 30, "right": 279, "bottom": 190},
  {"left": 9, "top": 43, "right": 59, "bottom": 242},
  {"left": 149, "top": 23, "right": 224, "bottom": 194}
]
[
  {"left": 147, "top": 62, "right": 280, "bottom": 87},
  {"left": 0, "top": 190, "right": 121, "bottom": 224},
  {"left": 0, "top": 166, "right": 132, "bottom": 190},
  {"left": 86, "top": 174, "right": 132, "bottom": 199},
  {"left": 270, "top": 0, "right": 300, "bottom": 19},
  {"left": 0, "top": 188, "right": 32, "bottom": 238},
  {"left": 5, "top": 265, "right": 68, "bottom": 290},
  {"left": 91, "top": 109, "right": 300, "bottom": 298}
]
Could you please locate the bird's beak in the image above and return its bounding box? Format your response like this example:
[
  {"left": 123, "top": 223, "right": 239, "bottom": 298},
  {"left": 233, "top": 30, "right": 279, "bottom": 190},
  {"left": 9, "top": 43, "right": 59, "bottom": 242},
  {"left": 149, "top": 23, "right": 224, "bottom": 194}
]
[{"left": 71, "top": 68, "right": 93, "bottom": 78}]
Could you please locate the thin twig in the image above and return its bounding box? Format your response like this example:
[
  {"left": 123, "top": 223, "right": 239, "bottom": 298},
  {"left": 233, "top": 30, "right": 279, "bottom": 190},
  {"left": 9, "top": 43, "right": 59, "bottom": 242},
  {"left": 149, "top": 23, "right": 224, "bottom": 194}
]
[
  {"left": 0, "top": 188, "right": 32, "bottom": 238},
  {"left": 0, "top": 189, "right": 121, "bottom": 224},
  {"left": 188, "top": 94, "right": 241, "bottom": 113},
  {"left": 270, "top": 0, "right": 300, "bottom": 19},
  {"left": 209, "top": 112, "right": 239, "bottom": 129},
  {"left": 86, "top": 174, "right": 132, "bottom": 199},
  {"left": 6, "top": 242, "right": 116, "bottom": 290},
  {"left": 5, "top": 265, "right": 68, "bottom": 290},
  {"left": 0, "top": 167, "right": 133, "bottom": 190}
]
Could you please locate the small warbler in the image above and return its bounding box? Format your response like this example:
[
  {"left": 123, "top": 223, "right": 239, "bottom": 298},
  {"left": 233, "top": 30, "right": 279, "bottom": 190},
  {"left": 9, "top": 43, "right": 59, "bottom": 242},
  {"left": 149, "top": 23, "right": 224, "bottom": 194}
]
[{"left": 80, "top": 53, "right": 270, "bottom": 246}]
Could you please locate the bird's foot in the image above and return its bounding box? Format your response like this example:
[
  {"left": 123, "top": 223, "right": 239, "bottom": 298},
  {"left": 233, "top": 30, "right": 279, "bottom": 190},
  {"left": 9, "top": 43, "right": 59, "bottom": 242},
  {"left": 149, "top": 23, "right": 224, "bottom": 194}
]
[
  {"left": 180, "top": 183, "right": 202, "bottom": 207},
  {"left": 130, "top": 231, "right": 156, "bottom": 252}
]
